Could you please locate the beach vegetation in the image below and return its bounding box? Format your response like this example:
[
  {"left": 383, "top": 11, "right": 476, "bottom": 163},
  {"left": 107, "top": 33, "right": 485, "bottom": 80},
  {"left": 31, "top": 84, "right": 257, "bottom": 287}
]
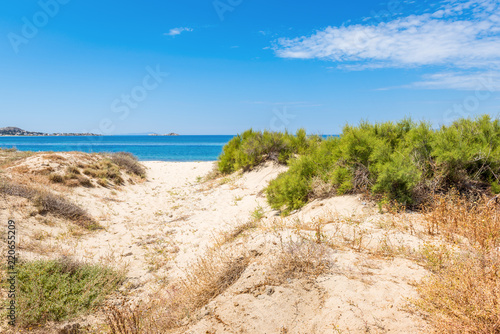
[
  {"left": 416, "top": 194, "right": 500, "bottom": 333},
  {"left": 217, "top": 128, "right": 321, "bottom": 174},
  {"left": 13, "top": 257, "right": 123, "bottom": 328},
  {"left": 0, "top": 179, "right": 99, "bottom": 229},
  {"left": 232, "top": 115, "right": 500, "bottom": 213},
  {"left": 109, "top": 152, "right": 146, "bottom": 178}
]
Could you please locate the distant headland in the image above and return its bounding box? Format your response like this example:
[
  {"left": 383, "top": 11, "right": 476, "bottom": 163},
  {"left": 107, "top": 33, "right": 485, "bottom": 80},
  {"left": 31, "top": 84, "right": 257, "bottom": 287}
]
[
  {"left": 148, "top": 133, "right": 180, "bottom": 136},
  {"left": 0, "top": 127, "right": 101, "bottom": 136}
]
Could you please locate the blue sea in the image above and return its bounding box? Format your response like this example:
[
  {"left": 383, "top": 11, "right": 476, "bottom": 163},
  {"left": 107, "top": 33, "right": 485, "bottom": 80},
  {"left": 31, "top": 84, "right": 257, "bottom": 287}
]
[{"left": 0, "top": 136, "right": 235, "bottom": 161}]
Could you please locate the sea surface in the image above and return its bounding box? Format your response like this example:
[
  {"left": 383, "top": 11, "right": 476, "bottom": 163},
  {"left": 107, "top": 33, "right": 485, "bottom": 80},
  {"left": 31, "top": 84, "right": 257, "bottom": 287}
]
[{"left": 0, "top": 135, "right": 235, "bottom": 161}]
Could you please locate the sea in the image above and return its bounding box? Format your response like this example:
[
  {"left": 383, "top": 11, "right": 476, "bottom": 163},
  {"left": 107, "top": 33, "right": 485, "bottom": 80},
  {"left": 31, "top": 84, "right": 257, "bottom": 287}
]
[{"left": 0, "top": 135, "right": 235, "bottom": 161}]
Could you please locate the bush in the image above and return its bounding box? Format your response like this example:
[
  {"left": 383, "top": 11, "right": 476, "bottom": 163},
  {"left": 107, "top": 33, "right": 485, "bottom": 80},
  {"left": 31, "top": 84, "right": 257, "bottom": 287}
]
[
  {"left": 223, "top": 115, "right": 500, "bottom": 213},
  {"left": 14, "top": 257, "right": 123, "bottom": 327},
  {"left": 218, "top": 129, "right": 319, "bottom": 174}
]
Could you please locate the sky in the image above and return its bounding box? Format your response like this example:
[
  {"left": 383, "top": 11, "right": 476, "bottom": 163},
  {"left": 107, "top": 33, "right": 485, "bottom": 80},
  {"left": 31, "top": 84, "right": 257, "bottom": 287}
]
[{"left": 1, "top": 0, "right": 499, "bottom": 135}]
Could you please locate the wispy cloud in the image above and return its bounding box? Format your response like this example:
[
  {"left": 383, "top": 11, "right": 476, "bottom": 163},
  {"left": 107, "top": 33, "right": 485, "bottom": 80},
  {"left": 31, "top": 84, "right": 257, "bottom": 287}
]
[
  {"left": 164, "top": 27, "right": 193, "bottom": 37},
  {"left": 273, "top": 0, "right": 500, "bottom": 90},
  {"left": 411, "top": 71, "right": 500, "bottom": 91}
]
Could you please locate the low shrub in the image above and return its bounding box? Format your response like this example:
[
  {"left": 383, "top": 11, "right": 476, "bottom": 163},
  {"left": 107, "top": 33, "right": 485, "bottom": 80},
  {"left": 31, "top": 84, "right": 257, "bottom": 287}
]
[
  {"left": 48, "top": 173, "right": 64, "bottom": 183},
  {"left": 14, "top": 257, "right": 123, "bottom": 327}
]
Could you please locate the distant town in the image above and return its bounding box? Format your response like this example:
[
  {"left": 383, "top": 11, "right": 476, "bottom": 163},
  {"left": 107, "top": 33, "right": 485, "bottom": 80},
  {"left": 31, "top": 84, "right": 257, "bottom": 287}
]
[
  {"left": 0, "top": 127, "right": 101, "bottom": 136},
  {"left": 0, "top": 127, "right": 180, "bottom": 136}
]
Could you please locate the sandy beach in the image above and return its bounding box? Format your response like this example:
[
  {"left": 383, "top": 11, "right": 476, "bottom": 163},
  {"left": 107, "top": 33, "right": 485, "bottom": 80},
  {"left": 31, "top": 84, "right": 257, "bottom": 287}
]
[{"left": 0, "top": 153, "right": 434, "bottom": 333}]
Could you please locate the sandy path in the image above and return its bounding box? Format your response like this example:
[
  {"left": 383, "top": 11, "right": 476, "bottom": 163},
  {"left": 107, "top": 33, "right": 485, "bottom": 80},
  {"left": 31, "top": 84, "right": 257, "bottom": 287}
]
[{"left": 68, "top": 161, "right": 286, "bottom": 294}]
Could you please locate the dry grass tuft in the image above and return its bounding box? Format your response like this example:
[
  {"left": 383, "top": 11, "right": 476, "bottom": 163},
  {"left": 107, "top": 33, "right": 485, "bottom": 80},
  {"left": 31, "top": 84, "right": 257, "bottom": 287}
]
[
  {"left": 0, "top": 179, "right": 99, "bottom": 229},
  {"left": 416, "top": 248, "right": 500, "bottom": 333},
  {"left": 310, "top": 176, "right": 334, "bottom": 199},
  {"left": 109, "top": 152, "right": 145, "bottom": 178},
  {"left": 105, "top": 249, "right": 249, "bottom": 333},
  {"left": 269, "top": 238, "right": 332, "bottom": 283},
  {"left": 49, "top": 173, "right": 64, "bottom": 183},
  {"left": 106, "top": 303, "right": 141, "bottom": 334}
]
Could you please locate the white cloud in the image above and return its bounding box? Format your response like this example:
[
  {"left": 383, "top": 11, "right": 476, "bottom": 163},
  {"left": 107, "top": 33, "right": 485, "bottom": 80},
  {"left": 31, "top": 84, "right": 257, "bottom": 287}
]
[
  {"left": 410, "top": 71, "right": 500, "bottom": 91},
  {"left": 273, "top": 0, "right": 500, "bottom": 90},
  {"left": 164, "top": 27, "right": 193, "bottom": 36}
]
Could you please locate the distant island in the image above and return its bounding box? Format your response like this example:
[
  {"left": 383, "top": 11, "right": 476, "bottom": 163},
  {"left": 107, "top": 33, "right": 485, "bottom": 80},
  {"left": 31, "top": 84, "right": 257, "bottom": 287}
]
[
  {"left": 148, "top": 133, "right": 180, "bottom": 136},
  {"left": 0, "top": 127, "right": 101, "bottom": 136}
]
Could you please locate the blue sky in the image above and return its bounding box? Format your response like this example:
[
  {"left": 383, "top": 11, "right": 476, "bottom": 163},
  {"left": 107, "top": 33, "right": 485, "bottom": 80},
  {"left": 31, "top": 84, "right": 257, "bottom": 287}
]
[{"left": 1, "top": 0, "right": 499, "bottom": 135}]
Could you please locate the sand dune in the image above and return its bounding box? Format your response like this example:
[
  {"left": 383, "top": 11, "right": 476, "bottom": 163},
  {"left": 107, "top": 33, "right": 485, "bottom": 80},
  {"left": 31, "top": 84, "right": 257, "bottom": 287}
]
[{"left": 1, "top": 156, "right": 432, "bottom": 333}]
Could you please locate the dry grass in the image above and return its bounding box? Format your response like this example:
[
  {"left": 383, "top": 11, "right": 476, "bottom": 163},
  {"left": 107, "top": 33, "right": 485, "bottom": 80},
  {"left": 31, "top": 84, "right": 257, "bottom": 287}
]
[
  {"left": 109, "top": 152, "right": 145, "bottom": 178},
  {"left": 0, "top": 179, "right": 99, "bottom": 229},
  {"left": 269, "top": 238, "right": 332, "bottom": 284},
  {"left": 310, "top": 176, "right": 334, "bottom": 199},
  {"left": 426, "top": 193, "right": 500, "bottom": 250},
  {"left": 0, "top": 148, "right": 34, "bottom": 168},
  {"left": 416, "top": 194, "right": 500, "bottom": 333},
  {"left": 105, "top": 248, "right": 249, "bottom": 333},
  {"left": 416, "top": 248, "right": 500, "bottom": 333},
  {"left": 81, "top": 159, "right": 125, "bottom": 186}
]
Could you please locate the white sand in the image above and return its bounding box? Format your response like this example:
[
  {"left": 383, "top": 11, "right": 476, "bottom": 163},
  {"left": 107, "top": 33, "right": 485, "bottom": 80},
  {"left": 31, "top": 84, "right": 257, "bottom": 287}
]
[{"left": 3, "top": 160, "right": 431, "bottom": 333}]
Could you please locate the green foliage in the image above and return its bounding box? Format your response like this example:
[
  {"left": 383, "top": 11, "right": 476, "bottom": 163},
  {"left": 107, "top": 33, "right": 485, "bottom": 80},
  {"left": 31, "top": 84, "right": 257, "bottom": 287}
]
[
  {"left": 266, "top": 138, "right": 339, "bottom": 213},
  {"left": 491, "top": 180, "right": 500, "bottom": 194},
  {"left": 218, "top": 129, "right": 319, "bottom": 174},
  {"left": 259, "top": 115, "right": 500, "bottom": 213},
  {"left": 14, "top": 257, "right": 124, "bottom": 327}
]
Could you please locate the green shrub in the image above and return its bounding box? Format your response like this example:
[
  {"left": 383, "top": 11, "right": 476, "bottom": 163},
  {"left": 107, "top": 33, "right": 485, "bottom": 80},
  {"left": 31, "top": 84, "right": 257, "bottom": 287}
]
[
  {"left": 221, "top": 115, "right": 500, "bottom": 214},
  {"left": 14, "top": 257, "right": 124, "bottom": 327},
  {"left": 218, "top": 129, "right": 319, "bottom": 174}
]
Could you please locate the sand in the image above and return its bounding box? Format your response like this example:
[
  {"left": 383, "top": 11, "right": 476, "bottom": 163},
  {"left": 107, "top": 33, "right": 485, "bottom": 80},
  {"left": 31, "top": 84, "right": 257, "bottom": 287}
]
[{"left": 1, "top": 159, "right": 432, "bottom": 333}]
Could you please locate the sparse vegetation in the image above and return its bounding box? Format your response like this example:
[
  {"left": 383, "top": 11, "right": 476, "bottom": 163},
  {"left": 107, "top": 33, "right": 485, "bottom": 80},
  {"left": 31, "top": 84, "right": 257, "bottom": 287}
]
[
  {"left": 269, "top": 238, "right": 332, "bottom": 284},
  {"left": 416, "top": 194, "right": 500, "bottom": 333},
  {"left": 0, "top": 147, "right": 34, "bottom": 168},
  {"left": 109, "top": 152, "right": 146, "bottom": 178},
  {"left": 13, "top": 257, "right": 124, "bottom": 328},
  {"left": 106, "top": 248, "right": 249, "bottom": 333},
  {"left": 251, "top": 205, "right": 265, "bottom": 222},
  {"left": 0, "top": 179, "right": 99, "bottom": 229}
]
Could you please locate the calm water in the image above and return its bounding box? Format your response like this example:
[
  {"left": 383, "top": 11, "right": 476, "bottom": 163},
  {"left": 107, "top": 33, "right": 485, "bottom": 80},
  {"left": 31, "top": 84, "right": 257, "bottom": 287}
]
[{"left": 0, "top": 136, "right": 235, "bottom": 161}]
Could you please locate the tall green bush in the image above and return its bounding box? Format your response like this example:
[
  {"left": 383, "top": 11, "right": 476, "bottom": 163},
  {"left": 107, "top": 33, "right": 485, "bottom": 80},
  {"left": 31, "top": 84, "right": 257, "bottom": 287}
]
[
  {"left": 219, "top": 115, "right": 500, "bottom": 214},
  {"left": 218, "top": 128, "right": 319, "bottom": 174}
]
